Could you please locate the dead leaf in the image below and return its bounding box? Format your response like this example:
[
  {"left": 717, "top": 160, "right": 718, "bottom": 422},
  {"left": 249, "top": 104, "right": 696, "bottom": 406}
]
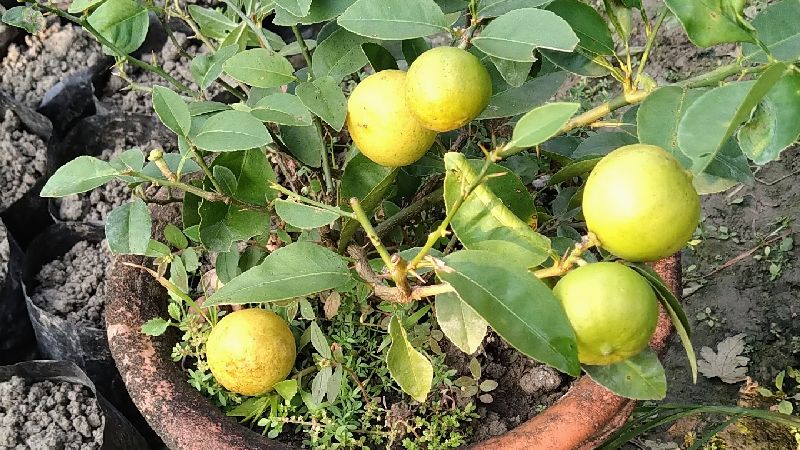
[
  {"left": 324, "top": 291, "right": 341, "bottom": 319},
  {"left": 697, "top": 334, "right": 749, "bottom": 383}
]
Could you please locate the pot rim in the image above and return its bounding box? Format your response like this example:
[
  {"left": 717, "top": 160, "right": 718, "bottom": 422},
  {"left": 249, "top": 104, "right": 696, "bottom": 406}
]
[{"left": 107, "top": 250, "right": 681, "bottom": 450}]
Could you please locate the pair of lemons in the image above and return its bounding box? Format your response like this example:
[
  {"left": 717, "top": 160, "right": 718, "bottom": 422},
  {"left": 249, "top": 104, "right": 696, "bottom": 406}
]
[{"left": 346, "top": 46, "right": 492, "bottom": 167}]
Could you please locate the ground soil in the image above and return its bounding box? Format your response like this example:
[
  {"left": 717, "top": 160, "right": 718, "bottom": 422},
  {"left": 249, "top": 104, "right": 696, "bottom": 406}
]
[
  {"left": 0, "top": 220, "right": 8, "bottom": 287},
  {"left": 0, "top": 21, "right": 102, "bottom": 108},
  {"left": 0, "top": 376, "right": 104, "bottom": 449},
  {"left": 0, "top": 109, "right": 46, "bottom": 211},
  {"left": 30, "top": 240, "right": 111, "bottom": 329}
]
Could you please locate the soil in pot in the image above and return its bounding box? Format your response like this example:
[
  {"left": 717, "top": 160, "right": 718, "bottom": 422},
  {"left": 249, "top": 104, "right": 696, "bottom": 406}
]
[
  {"left": 0, "top": 22, "right": 103, "bottom": 108},
  {"left": 30, "top": 239, "right": 111, "bottom": 329},
  {"left": 0, "top": 108, "right": 46, "bottom": 211},
  {"left": 0, "top": 375, "right": 104, "bottom": 448},
  {"left": 0, "top": 220, "right": 8, "bottom": 288}
]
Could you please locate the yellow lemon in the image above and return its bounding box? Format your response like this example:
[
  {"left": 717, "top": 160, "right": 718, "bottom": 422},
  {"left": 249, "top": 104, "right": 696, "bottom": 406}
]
[
  {"left": 405, "top": 47, "right": 492, "bottom": 132},
  {"left": 206, "top": 309, "right": 296, "bottom": 396},
  {"left": 582, "top": 144, "right": 700, "bottom": 262},
  {"left": 346, "top": 70, "right": 437, "bottom": 167},
  {"left": 553, "top": 262, "right": 659, "bottom": 365}
]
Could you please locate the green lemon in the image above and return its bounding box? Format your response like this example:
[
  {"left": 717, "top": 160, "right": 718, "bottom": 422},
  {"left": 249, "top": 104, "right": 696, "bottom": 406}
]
[
  {"left": 346, "top": 70, "right": 437, "bottom": 167},
  {"left": 405, "top": 47, "right": 492, "bottom": 132},
  {"left": 582, "top": 144, "right": 700, "bottom": 262},
  {"left": 206, "top": 309, "right": 296, "bottom": 396},
  {"left": 553, "top": 262, "right": 659, "bottom": 365}
]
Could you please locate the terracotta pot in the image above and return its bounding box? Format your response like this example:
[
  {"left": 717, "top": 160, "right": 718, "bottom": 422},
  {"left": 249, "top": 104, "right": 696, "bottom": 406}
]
[{"left": 107, "top": 244, "right": 681, "bottom": 450}]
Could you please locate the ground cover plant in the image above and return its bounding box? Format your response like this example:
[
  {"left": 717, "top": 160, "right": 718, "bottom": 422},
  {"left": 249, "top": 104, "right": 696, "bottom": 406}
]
[{"left": 6, "top": 0, "right": 800, "bottom": 447}]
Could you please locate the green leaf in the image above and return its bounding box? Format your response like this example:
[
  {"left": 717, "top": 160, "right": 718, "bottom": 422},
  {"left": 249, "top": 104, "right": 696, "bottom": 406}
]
[
  {"left": 152, "top": 86, "right": 191, "bottom": 137},
  {"left": 142, "top": 153, "right": 201, "bottom": 179},
  {"left": 311, "top": 28, "right": 369, "bottom": 81},
  {"left": 141, "top": 317, "right": 170, "bottom": 336},
  {"left": 190, "top": 45, "right": 238, "bottom": 90},
  {"left": 478, "top": 71, "right": 567, "bottom": 119},
  {"left": 629, "top": 262, "right": 697, "bottom": 383},
  {"left": 402, "top": 38, "right": 430, "bottom": 64},
  {"left": 273, "top": 379, "right": 298, "bottom": 402},
  {"left": 309, "top": 321, "right": 332, "bottom": 358},
  {"left": 193, "top": 110, "right": 272, "bottom": 152},
  {"left": 738, "top": 71, "right": 800, "bottom": 165},
  {"left": 189, "top": 100, "right": 231, "bottom": 116},
  {"left": 164, "top": 223, "right": 188, "bottom": 250},
  {"left": 251, "top": 93, "right": 313, "bottom": 126},
  {"left": 311, "top": 367, "right": 331, "bottom": 405},
  {"left": 437, "top": 250, "right": 580, "bottom": 376},
  {"left": 273, "top": 0, "right": 357, "bottom": 25},
  {"left": 472, "top": 8, "right": 578, "bottom": 62},
  {"left": 547, "top": 158, "right": 601, "bottom": 186},
  {"left": 444, "top": 153, "right": 549, "bottom": 265},
  {"left": 678, "top": 64, "right": 787, "bottom": 174},
  {"left": 637, "top": 85, "right": 705, "bottom": 168},
  {"left": 583, "top": 348, "right": 667, "bottom": 400},
  {"left": 188, "top": 5, "right": 237, "bottom": 40},
  {"left": 105, "top": 199, "right": 152, "bottom": 255},
  {"left": 295, "top": 76, "right": 347, "bottom": 131},
  {"left": 572, "top": 131, "right": 638, "bottom": 158},
  {"left": 663, "top": 0, "right": 755, "bottom": 47},
  {"left": 275, "top": 200, "right": 340, "bottom": 229},
  {"left": 547, "top": 0, "right": 615, "bottom": 56},
  {"left": 488, "top": 57, "right": 532, "bottom": 87},
  {"left": 2, "top": 6, "right": 46, "bottom": 33},
  {"left": 68, "top": 0, "right": 107, "bottom": 13},
  {"left": 223, "top": 48, "right": 296, "bottom": 88},
  {"left": 362, "top": 42, "right": 399, "bottom": 71},
  {"left": 206, "top": 242, "right": 352, "bottom": 305},
  {"left": 145, "top": 239, "right": 171, "bottom": 258},
  {"left": 338, "top": 0, "right": 449, "bottom": 40},
  {"left": 508, "top": 102, "right": 579, "bottom": 149},
  {"left": 435, "top": 291, "right": 488, "bottom": 354},
  {"left": 273, "top": 0, "right": 312, "bottom": 16},
  {"left": 387, "top": 316, "right": 433, "bottom": 402},
  {"left": 41, "top": 156, "right": 119, "bottom": 197},
  {"left": 216, "top": 250, "right": 241, "bottom": 284},
  {"left": 704, "top": 139, "right": 753, "bottom": 184},
  {"left": 540, "top": 49, "right": 610, "bottom": 77},
  {"left": 280, "top": 123, "right": 325, "bottom": 167},
  {"left": 743, "top": 0, "right": 800, "bottom": 62},
  {"left": 87, "top": 0, "right": 149, "bottom": 55},
  {"left": 327, "top": 365, "right": 343, "bottom": 402},
  {"left": 477, "top": 0, "right": 551, "bottom": 18}
]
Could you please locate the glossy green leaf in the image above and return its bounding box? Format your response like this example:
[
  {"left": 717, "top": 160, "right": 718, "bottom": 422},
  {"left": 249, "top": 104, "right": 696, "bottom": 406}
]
[
  {"left": 444, "top": 153, "right": 549, "bottom": 265},
  {"left": 738, "top": 71, "right": 800, "bottom": 165},
  {"left": 547, "top": 0, "right": 615, "bottom": 56},
  {"left": 678, "top": 64, "right": 787, "bottom": 173},
  {"left": 583, "top": 348, "right": 667, "bottom": 400},
  {"left": 402, "top": 38, "right": 430, "bottom": 64},
  {"left": 251, "top": 93, "right": 313, "bottom": 126},
  {"left": 477, "top": 0, "right": 552, "bottom": 18},
  {"left": 68, "top": 0, "right": 106, "bottom": 13},
  {"left": 362, "top": 43, "right": 399, "bottom": 71},
  {"left": 703, "top": 139, "right": 753, "bottom": 184},
  {"left": 275, "top": 199, "right": 340, "bottom": 229},
  {"left": 540, "top": 49, "right": 611, "bottom": 77},
  {"left": 273, "top": 0, "right": 312, "bottom": 16},
  {"left": 189, "top": 100, "right": 231, "bottom": 116},
  {"left": 188, "top": 5, "right": 237, "bottom": 40},
  {"left": 87, "top": 0, "right": 149, "bottom": 55},
  {"left": 41, "top": 156, "right": 118, "bottom": 197},
  {"left": 207, "top": 242, "right": 352, "bottom": 305},
  {"left": 338, "top": 0, "right": 449, "bottom": 40},
  {"left": 190, "top": 45, "right": 238, "bottom": 90},
  {"left": 437, "top": 250, "right": 580, "bottom": 376},
  {"left": 223, "top": 48, "right": 296, "bottom": 88},
  {"left": 547, "top": 157, "right": 601, "bottom": 186},
  {"left": 280, "top": 123, "right": 325, "bottom": 167},
  {"left": 743, "top": 0, "right": 800, "bottom": 62},
  {"left": 164, "top": 223, "right": 188, "bottom": 250},
  {"left": 387, "top": 316, "right": 433, "bottom": 402},
  {"left": 273, "top": 0, "right": 357, "bottom": 25},
  {"left": 472, "top": 8, "right": 578, "bottom": 62},
  {"left": 311, "top": 28, "right": 369, "bottom": 81},
  {"left": 637, "top": 86, "right": 705, "bottom": 168},
  {"left": 152, "top": 86, "right": 191, "bottom": 137},
  {"left": 572, "top": 131, "right": 638, "bottom": 158},
  {"left": 508, "top": 102, "right": 580, "bottom": 149},
  {"left": 663, "top": 0, "right": 754, "bottom": 47},
  {"left": 193, "top": 110, "right": 272, "bottom": 152},
  {"left": 488, "top": 57, "right": 532, "bottom": 88},
  {"left": 470, "top": 240, "right": 547, "bottom": 269},
  {"left": 105, "top": 199, "right": 152, "bottom": 255},
  {"left": 435, "top": 291, "right": 488, "bottom": 354},
  {"left": 478, "top": 71, "right": 567, "bottom": 119},
  {"left": 295, "top": 76, "right": 347, "bottom": 131}
]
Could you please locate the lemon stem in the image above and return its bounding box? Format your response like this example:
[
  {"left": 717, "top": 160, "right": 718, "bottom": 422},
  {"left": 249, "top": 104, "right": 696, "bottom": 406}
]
[{"left": 533, "top": 232, "right": 600, "bottom": 279}]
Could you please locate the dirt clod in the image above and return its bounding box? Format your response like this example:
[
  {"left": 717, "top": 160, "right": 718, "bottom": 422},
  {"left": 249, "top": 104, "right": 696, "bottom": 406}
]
[
  {"left": 0, "top": 220, "right": 8, "bottom": 287},
  {"left": 31, "top": 240, "right": 111, "bottom": 328},
  {"left": 0, "top": 376, "right": 104, "bottom": 449},
  {"left": 0, "top": 109, "right": 46, "bottom": 211}
]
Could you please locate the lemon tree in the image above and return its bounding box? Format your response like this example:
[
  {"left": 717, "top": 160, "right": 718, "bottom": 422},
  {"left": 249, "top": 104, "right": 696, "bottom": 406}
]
[{"left": 19, "top": 0, "right": 800, "bottom": 445}]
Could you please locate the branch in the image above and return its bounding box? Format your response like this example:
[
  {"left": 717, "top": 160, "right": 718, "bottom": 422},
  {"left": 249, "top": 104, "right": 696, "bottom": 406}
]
[
  {"left": 374, "top": 187, "right": 444, "bottom": 238},
  {"left": 533, "top": 232, "right": 599, "bottom": 278}
]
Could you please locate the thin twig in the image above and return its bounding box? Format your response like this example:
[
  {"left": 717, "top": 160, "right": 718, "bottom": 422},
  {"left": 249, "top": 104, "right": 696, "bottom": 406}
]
[
  {"left": 634, "top": 6, "right": 668, "bottom": 87},
  {"left": 271, "top": 183, "right": 355, "bottom": 218}
]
